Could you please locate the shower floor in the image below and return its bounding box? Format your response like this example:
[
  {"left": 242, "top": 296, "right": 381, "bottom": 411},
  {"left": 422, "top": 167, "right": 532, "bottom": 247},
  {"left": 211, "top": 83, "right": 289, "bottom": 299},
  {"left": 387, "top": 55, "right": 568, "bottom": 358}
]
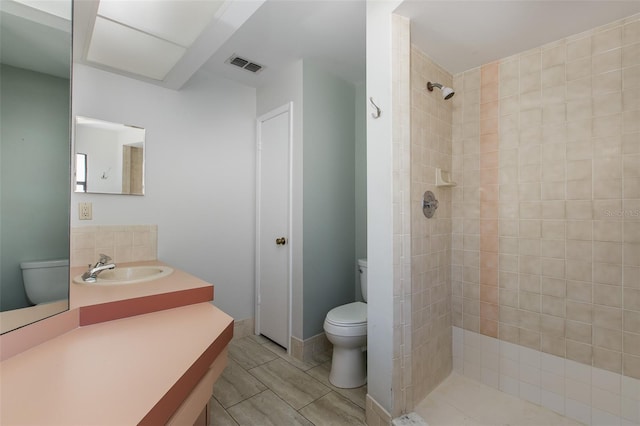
[{"left": 414, "top": 373, "right": 582, "bottom": 426}]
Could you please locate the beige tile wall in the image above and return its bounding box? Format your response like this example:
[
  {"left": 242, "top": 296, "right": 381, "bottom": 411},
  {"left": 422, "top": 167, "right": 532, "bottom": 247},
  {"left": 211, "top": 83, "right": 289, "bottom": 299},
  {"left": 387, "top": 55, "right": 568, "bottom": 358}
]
[
  {"left": 391, "top": 14, "right": 413, "bottom": 417},
  {"left": 452, "top": 14, "right": 640, "bottom": 379},
  {"left": 410, "top": 45, "right": 454, "bottom": 405},
  {"left": 452, "top": 65, "right": 482, "bottom": 335},
  {"left": 70, "top": 225, "right": 158, "bottom": 267},
  {"left": 479, "top": 62, "right": 501, "bottom": 339}
]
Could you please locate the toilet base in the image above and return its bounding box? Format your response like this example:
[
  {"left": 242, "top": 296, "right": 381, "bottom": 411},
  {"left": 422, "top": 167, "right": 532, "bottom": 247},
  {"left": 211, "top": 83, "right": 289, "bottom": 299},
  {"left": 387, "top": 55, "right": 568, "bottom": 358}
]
[{"left": 329, "top": 346, "right": 366, "bottom": 389}]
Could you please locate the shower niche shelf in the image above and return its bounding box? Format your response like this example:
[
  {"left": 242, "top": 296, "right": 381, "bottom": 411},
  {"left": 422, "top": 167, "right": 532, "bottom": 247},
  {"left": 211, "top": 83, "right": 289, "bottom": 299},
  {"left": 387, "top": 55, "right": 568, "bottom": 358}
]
[{"left": 435, "top": 168, "right": 457, "bottom": 187}]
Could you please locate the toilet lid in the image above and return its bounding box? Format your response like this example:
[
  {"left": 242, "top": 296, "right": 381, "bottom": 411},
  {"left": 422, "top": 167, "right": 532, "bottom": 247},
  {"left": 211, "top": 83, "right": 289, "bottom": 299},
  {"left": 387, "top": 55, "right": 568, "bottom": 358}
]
[{"left": 326, "top": 302, "right": 367, "bottom": 326}]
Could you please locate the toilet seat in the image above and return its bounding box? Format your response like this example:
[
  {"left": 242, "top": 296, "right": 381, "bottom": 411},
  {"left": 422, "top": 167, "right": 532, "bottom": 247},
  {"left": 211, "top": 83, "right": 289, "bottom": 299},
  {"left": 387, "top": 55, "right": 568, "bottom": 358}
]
[{"left": 324, "top": 302, "right": 367, "bottom": 336}]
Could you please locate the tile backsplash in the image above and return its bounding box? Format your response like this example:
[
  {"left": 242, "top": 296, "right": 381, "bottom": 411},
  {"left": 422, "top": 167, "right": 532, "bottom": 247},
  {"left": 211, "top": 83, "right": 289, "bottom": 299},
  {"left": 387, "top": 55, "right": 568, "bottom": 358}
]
[{"left": 70, "top": 225, "right": 158, "bottom": 267}]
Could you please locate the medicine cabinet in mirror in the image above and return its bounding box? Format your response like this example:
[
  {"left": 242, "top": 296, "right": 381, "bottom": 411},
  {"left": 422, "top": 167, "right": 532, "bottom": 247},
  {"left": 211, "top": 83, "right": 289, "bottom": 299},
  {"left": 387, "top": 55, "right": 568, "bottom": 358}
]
[{"left": 74, "top": 116, "right": 146, "bottom": 195}]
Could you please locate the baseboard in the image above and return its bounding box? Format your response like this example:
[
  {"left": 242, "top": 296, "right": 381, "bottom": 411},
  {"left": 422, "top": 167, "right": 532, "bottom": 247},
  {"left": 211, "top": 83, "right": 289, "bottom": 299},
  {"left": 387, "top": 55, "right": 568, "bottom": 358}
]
[
  {"left": 290, "top": 332, "right": 332, "bottom": 363},
  {"left": 366, "top": 394, "right": 392, "bottom": 426},
  {"left": 232, "top": 318, "right": 254, "bottom": 340}
]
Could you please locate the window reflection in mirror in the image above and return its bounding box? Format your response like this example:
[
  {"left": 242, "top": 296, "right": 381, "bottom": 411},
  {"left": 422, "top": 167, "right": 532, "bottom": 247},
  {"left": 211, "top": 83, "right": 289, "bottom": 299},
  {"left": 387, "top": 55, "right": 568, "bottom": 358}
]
[
  {"left": 74, "top": 117, "right": 145, "bottom": 195},
  {"left": 76, "top": 153, "right": 87, "bottom": 192}
]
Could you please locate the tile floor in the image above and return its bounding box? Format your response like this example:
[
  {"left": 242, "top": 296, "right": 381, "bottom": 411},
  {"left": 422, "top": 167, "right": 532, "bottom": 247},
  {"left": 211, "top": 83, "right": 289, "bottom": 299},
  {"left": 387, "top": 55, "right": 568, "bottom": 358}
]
[
  {"left": 209, "top": 335, "right": 367, "bottom": 426},
  {"left": 414, "top": 372, "right": 583, "bottom": 426}
]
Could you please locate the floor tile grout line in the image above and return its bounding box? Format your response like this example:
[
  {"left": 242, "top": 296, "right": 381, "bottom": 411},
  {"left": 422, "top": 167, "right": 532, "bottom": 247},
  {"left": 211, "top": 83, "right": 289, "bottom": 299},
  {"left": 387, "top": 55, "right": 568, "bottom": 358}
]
[
  {"left": 213, "top": 337, "right": 366, "bottom": 425},
  {"left": 246, "top": 353, "right": 333, "bottom": 396},
  {"left": 296, "top": 405, "right": 322, "bottom": 426},
  {"left": 233, "top": 362, "right": 275, "bottom": 405},
  {"left": 296, "top": 390, "right": 367, "bottom": 425},
  {"left": 226, "top": 338, "right": 362, "bottom": 420},
  {"left": 249, "top": 359, "right": 333, "bottom": 408},
  {"left": 240, "top": 337, "right": 364, "bottom": 409},
  {"left": 215, "top": 346, "right": 273, "bottom": 410},
  {"left": 239, "top": 358, "right": 327, "bottom": 417}
]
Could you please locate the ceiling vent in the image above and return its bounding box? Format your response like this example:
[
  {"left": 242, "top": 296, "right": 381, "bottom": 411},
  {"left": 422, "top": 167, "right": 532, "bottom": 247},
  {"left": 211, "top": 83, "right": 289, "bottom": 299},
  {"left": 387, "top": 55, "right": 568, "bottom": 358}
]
[{"left": 226, "top": 54, "right": 264, "bottom": 74}]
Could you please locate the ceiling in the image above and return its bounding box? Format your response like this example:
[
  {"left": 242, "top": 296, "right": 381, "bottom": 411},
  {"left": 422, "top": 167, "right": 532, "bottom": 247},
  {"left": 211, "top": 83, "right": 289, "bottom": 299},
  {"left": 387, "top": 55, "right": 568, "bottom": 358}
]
[
  {"left": 72, "top": 0, "right": 364, "bottom": 89},
  {"left": 396, "top": 1, "right": 640, "bottom": 74},
  {"left": 200, "top": 0, "right": 366, "bottom": 88},
  {"left": 199, "top": 0, "right": 640, "bottom": 87},
  {"left": 73, "top": 0, "right": 267, "bottom": 90},
  {"left": 0, "top": 0, "right": 71, "bottom": 79},
  {"left": 8, "top": 1, "right": 640, "bottom": 89}
]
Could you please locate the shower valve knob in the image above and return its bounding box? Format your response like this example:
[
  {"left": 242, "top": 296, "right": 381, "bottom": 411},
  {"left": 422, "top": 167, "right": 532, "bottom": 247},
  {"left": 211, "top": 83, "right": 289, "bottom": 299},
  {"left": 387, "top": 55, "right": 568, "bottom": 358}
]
[{"left": 422, "top": 191, "right": 439, "bottom": 219}]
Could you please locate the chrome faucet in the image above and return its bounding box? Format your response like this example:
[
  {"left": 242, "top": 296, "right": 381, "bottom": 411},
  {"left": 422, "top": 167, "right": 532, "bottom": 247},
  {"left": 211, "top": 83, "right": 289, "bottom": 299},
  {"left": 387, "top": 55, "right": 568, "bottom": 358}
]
[{"left": 82, "top": 254, "right": 116, "bottom": 283}]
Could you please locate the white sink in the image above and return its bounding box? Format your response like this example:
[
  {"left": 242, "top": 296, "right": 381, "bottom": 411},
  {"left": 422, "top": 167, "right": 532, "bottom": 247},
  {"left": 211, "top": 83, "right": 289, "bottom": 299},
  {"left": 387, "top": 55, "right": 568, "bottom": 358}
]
[{"left": 73, "top": 266, "right": 173, "bottom": 285}]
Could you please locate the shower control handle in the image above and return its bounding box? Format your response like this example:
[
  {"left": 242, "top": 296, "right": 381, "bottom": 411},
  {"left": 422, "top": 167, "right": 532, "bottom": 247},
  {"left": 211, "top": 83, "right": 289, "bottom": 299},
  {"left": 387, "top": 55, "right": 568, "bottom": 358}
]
[
  {"left": 422, "top": 191, "right": 439, "bottom": 218},
  {"left": 276, "top": 237, "right": 287, "bottom": 246}
]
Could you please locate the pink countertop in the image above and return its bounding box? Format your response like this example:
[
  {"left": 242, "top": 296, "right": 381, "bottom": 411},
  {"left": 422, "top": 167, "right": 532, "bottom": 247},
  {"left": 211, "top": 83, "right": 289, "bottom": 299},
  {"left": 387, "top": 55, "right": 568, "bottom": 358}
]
[
  {"left": 0, "top": 302, "right": 233, "bottom": 425},
  {"left": 0, "top": 300, "right": 68, "bottom": 334},
  {"left": 70, "top": 260, "right": 214, "bottom": 326},
  {"left": 70, "top": 260, "right": 211, "bottom": 309}
]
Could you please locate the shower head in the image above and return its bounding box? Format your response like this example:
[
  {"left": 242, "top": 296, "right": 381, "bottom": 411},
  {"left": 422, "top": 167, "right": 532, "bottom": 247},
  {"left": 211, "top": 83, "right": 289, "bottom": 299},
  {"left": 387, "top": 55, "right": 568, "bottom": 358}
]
[{"left": 427, "top": 82, "right": 455, "bottom": 100}]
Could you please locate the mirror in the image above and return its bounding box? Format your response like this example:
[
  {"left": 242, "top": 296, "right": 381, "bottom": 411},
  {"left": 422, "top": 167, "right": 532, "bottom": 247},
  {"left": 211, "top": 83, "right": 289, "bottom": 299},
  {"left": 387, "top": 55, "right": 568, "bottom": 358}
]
[
  {"left": 0, "top": 0, "right": 72, "bottom": 332},
  {"left": 74, "top": 117, "right": 146, "bottom": 195}
]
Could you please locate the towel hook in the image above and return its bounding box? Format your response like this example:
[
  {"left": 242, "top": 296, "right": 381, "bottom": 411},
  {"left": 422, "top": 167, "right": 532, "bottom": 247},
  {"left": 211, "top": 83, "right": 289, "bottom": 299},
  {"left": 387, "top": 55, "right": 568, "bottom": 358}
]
[{"left": 369, "top": 97, "right": 381, "bottom": 119}]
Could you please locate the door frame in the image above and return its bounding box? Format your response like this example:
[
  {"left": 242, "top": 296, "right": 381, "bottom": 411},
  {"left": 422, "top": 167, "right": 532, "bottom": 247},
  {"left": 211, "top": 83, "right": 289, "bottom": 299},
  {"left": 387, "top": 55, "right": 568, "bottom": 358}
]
[{"left": 255, "top": 102, "right": 293, "bottom": 352}]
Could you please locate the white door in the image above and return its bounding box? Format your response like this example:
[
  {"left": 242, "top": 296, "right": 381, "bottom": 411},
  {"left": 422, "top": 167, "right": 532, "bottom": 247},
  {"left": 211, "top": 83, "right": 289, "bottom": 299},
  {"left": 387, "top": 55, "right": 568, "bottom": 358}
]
[{"left": 256, "top": 103, "right": 292, "bottom": 349}]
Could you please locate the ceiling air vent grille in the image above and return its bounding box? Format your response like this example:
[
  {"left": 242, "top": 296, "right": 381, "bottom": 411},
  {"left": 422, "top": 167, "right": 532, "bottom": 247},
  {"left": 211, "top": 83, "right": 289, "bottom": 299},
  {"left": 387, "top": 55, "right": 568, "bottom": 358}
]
[{"left": 226, "top": 54, "right": 264, "bottom": 74}]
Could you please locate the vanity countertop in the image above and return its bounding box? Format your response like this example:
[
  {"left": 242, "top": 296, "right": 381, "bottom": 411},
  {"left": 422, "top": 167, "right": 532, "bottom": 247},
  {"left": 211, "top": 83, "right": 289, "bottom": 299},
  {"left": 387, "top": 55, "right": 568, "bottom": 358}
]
[
  {"left": 70, "top": 260, "right": 210, "bottom": 309},
  {"left": 0, "top": 302, "right": 233, "bottom": 425},
  {"left": 0, "top": 299, "right": 68, "bottom": 334},
  {"left": 70, "top": 260, "right": 214, "bottom": 325}
]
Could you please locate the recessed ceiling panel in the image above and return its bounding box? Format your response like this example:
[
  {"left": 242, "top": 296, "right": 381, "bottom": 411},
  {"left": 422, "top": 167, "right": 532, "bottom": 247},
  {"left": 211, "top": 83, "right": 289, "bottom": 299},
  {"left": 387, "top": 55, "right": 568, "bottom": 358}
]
[
  {"left": 87, "top": 17, "right": 185, "bottom": 80},
  {"left": 97, "top": 0, "right": 226, "bottom": 47}
]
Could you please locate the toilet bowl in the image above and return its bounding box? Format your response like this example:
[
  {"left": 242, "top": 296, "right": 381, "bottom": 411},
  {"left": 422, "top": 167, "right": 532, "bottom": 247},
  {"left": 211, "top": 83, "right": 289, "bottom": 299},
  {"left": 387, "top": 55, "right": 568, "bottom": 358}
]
[
  {"left": 21, "top": 259, "right": 69, "bottom": 305},
  {"left": 323, "top": 259, "right": 367, "bottom": 389}
]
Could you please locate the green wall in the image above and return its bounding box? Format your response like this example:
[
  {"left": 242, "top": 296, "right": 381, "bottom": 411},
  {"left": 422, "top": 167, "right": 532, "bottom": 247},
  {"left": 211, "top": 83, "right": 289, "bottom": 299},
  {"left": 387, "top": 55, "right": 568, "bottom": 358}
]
[
  {"left": 1, "top": 64, "right": 70, "bottom": 310},
  {"left": 302, "top": 62, "right": 357, "bottom": 338},
  {"left": 354, "top": 82, "right": 367, "bottom": 289}
]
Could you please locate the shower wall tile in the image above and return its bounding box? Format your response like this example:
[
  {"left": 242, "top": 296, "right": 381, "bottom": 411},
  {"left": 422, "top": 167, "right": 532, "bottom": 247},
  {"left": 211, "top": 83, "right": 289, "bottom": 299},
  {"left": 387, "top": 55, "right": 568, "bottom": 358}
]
[
  {"left": 455, "top": 326, "right": 640, "bottom": 424},
  {"left": 453, "top": 13, "right": 640, "bottom": 380},
  {"left": 392, "top": 14, "right": 412, "bottom": 417},
  {"left": 479, "top": 62, "right": 500, "bottom": 339},
  {"left": 410, "top": 44, "right": 453, "bottom": 405}
]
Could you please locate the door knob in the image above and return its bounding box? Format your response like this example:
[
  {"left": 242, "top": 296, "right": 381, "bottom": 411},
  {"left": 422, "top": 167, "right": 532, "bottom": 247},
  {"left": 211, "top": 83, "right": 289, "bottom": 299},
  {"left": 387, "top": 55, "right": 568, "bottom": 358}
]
[{"left": 275, "top": 237, "right": 287, "bottom": 246}]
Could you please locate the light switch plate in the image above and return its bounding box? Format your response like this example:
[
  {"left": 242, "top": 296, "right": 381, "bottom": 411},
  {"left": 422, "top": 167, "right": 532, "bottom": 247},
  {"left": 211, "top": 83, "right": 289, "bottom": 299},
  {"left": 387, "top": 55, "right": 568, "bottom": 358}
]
[{"left": 79, "top": 202, "right": 92, "bottom": 220}]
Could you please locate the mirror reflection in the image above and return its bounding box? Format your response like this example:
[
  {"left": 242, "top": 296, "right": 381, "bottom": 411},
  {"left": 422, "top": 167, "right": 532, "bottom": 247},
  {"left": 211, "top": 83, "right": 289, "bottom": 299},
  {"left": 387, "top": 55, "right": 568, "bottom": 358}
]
[
  {"left": 0, "top": 0, "right": 71, "bottom": 332},
  {"left": 74, "top": 117, "right": 145, "bottom": 195}
]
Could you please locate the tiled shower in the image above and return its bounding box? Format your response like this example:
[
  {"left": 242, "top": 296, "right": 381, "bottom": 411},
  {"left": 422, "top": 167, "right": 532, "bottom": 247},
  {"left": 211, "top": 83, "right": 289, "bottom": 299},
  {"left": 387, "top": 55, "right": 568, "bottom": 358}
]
[{"left": 403, "top": 12, "right": 640, "bottom": 425}]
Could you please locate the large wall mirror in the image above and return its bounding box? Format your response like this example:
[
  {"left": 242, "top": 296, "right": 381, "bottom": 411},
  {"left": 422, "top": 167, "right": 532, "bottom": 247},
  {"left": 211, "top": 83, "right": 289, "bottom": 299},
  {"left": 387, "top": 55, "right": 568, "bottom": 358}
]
[
  {"left": 74, "top": 117, "right": 146, "bottom": 195},
  {"left": 0, "top": 0, "right": 72, "bottom": 333}
]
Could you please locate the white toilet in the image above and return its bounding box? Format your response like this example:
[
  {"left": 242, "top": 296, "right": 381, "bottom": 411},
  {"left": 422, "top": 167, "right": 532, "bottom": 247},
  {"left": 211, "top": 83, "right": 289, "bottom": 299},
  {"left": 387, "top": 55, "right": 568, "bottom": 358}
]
[
  {"left": 323, "top": 258, "right": 367, "bottom": 389},
  {"left": 21, "top": 259, "right": 69, "bottom": 305}
]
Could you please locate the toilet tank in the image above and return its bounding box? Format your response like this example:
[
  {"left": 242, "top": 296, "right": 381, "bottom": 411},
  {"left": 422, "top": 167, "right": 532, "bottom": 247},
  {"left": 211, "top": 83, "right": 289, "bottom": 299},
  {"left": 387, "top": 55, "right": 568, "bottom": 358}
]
[
  {"left": 358, "top": 259, "right": 367, "bottom": 302},
  {"left": 20, "top": 259, "right": 69, "bottom": 305}
]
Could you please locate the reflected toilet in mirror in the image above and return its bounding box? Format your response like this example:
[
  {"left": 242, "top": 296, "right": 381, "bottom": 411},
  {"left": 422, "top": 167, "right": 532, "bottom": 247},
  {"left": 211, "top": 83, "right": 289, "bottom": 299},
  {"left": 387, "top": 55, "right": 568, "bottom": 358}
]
[{"left": 21, "top": 259, "right": 69, "bottom": 305}]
